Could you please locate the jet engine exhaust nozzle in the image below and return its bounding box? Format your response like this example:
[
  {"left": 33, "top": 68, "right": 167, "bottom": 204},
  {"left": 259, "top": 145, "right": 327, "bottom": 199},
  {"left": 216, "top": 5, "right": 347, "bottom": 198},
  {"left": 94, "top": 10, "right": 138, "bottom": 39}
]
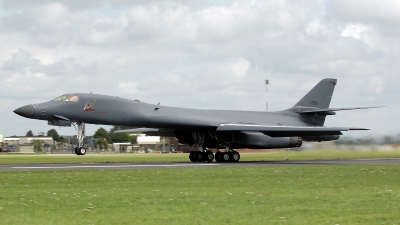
[{"left": 14, "top": 105, "right": 35, "bottom": 118}]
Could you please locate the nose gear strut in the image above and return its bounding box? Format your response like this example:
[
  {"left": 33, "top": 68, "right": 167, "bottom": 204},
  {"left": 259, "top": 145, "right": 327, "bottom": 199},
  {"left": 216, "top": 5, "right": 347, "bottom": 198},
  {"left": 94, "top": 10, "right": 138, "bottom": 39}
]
[{"left": 72, "top": 122, "right": 86, "bottom": 155}]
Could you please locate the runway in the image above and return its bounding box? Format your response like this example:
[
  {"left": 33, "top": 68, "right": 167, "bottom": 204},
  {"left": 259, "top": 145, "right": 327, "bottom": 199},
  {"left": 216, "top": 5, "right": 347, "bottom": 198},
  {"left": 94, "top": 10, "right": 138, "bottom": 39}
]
[{"left": 1, "top": 158, "right": 400, "bottom": 171}]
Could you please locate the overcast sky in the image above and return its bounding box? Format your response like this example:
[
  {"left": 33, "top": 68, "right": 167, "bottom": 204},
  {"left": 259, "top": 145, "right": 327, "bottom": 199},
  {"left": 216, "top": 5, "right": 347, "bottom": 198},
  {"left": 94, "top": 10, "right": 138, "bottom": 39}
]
[{"left": 0, "top": 0, "right": 399, "bottom": 138}]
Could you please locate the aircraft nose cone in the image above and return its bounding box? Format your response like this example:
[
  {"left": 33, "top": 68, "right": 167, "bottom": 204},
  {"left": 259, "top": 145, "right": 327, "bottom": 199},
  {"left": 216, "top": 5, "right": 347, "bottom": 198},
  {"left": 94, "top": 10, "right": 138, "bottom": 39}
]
[{"left": 14, "top": 105, "right": 35, "bottom": 118}]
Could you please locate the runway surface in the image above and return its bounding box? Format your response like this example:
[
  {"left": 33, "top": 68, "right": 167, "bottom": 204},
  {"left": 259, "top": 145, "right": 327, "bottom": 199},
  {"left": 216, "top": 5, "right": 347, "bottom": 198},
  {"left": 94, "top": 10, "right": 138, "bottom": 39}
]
[{"left": 1, "top": 158, "right": 400, "bottom": 171}]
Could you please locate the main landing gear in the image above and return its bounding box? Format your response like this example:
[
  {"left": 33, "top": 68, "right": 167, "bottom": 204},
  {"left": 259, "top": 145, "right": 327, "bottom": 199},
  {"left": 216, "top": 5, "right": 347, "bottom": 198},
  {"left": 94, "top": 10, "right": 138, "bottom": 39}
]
[
  {"left": 188, "top": 131, "right": 241, "bottom": 163},
  {"left": 73, "top": 122, "right": 87, "bottom": 156},
  {"left": 189, "top": 147, "right": 241, "bottom": 163}
]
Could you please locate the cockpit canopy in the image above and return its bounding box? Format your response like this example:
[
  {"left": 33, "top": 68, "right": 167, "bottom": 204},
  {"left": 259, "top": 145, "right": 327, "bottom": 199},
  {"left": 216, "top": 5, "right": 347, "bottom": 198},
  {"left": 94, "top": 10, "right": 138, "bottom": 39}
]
[{"left": 53, "top": 94, "right": 79, "bottom": 102}]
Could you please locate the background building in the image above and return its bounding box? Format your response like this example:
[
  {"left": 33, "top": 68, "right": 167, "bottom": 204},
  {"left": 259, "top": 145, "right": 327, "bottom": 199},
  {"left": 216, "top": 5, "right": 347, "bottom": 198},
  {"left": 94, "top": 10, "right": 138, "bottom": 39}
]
[{"left": 1, "top": 135, "right": 53, "bottom": 153}]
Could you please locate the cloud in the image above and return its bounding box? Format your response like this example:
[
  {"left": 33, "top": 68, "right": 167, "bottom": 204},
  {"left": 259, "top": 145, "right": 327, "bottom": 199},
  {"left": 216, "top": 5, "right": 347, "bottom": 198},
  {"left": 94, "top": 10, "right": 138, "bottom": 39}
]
[
  {"left": 329, "top": 0, "right": 400, "bottom": 25},
  {"left": 341, "top": 23, "right": 369, "bottom": 39},
  {"left": 0, "top": 0, "right": 398, "bottom": 137},
  {"left": 118, "top": 81, "right": 138, "bottom": 94},
  {"left": 368, "top": 76, "right": 384, "bottom": 94}
]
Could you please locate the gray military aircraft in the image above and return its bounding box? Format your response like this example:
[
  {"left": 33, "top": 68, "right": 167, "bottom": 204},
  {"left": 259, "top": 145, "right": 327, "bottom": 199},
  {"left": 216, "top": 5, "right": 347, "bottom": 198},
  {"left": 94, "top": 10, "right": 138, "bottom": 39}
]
[{"left": 14, "top": 78, "right": 380, "bottom": 162}]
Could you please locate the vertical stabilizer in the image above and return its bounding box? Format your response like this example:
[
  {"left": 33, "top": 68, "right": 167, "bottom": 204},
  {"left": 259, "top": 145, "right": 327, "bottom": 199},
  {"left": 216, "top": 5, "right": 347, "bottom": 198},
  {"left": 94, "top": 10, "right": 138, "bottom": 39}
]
[
  {"left": 294, "top": 78, "right": 337, "bottom": 109},
  {"left": 292, "top": 78, "right": 337, "bottom": 126}
]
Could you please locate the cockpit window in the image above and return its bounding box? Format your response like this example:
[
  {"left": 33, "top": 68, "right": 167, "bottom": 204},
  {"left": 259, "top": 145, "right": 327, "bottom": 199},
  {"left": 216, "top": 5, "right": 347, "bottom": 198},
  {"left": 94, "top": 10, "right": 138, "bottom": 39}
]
[
  {"left": 54, "top": 94, "right": 79, "bottom": 102},
  {"left": 69, "top": 95, "right": 79, "bottom": 102},
  {"left": 54, "top": 95, "right": 70, "bottom": 101}
]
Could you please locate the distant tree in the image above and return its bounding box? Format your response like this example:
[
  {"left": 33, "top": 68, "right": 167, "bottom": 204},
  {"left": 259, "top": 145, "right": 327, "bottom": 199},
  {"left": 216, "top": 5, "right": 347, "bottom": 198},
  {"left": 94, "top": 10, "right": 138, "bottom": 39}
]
[
  {"left": 382, "top": 135, "right": 394, "bottom": 145},
  {"left": 26, "top": 130, "right": 34, "bottom": 137},
  {"left": 110, "top": 126, "right": 135, "bottom": 143},
  {"left": 394, "top": 134, "right": 400, "bottom": 145},
  {"left": 47, "top": 129, "right": 61, "bottom": 142},
  {"left": 130, "top": 135, "right": 137, "bottom": 144},
  {"left": 37, "top": 131, "right": 45, "bottom": 136},
  {"left": 59, "top": 136, "right": 67, "bottom": 144},
  {"left": 94, "top": 138, "right": 108, "bottom": 150},
  {"left": 110, "top": 133, "right": 131, "bottom": 143},
  {"left": 355, "top": 137, "right": 374, "bottom": 145},
  {"left": 335, "top": 136, "right": 355, "bottom": 145},
  {"left": 32, "top": 140, "right": 42, "bottom": 152},
  {"left": 69, "top": 135, "right": 79, "bottom": 145},
  {"left": 94, "top": 127, "right": 112, "bottom": 143},
  {"left": 109, "top": 126, "right": 139, "bottom": 144}
]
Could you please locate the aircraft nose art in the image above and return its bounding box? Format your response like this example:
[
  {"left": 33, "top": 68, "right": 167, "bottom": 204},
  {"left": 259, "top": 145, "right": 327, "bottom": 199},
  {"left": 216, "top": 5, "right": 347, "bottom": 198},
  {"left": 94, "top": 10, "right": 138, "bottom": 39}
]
[{"left": 14, "top": 104, "right": 35, "bottom": 118}]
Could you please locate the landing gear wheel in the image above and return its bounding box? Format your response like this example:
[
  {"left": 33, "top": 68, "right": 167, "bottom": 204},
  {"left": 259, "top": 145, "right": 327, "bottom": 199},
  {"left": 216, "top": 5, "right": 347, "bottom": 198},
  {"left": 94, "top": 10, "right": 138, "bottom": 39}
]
[
  {"left": 72, "top": 122, "right": 86, "bottom": 156},
  {"left": 74, "top": 147, "right": 80, "bottom": 155},
  {"left": 204, "top": 150, "right": 214, "bottom": 162},
  {"left": 230, "top": 151, "right": 240, "bottom": 162},
  {"left": 196, "top": 152, "right": 205, "bottom": 162},
  {"left": 222, "top": 152, "right": 231, "bottom": 162},
  {"left": 78, "top": 147, "right": 86, "bottom": 155},
  {"left": 189, "top": 152, "right": 197, "bottom": 162},
  {"left": 215, "top": 151, "right": 223, "bottom": 162}
]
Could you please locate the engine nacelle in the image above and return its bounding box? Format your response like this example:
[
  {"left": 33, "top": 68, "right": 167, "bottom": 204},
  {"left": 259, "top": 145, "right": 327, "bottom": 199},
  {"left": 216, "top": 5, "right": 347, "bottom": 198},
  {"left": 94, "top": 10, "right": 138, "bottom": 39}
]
[
  {"left": 301, "top": 135, "right": 340, "bottom": 142},
  {"left": 215, "top": 131, "right": 302, "bottom": 149}
]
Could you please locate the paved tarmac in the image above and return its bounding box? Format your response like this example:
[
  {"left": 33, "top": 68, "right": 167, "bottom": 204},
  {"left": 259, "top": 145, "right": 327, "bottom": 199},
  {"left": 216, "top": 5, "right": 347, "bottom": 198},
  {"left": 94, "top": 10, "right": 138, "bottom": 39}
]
[{"left": 1, "top": 158, "right": 400, "bottom": 171}]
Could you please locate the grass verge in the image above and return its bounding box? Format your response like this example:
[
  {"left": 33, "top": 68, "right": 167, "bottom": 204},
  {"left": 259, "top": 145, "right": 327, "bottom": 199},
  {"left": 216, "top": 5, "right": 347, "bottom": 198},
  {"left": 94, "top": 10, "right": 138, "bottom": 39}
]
[{"left": 1, "top": 165, "right": 400, "bottom": 224}]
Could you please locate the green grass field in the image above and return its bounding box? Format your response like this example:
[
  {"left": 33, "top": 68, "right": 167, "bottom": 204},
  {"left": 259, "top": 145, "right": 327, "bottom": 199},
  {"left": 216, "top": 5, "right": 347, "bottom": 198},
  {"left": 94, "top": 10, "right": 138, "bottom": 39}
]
[
  {"left": 1, "top": 150, "right": 400, "bottom": 224},
  {"left": 1, "top": 149, "right": 400, "bottom": 164},
  {"left": 1, "top": 165, "right": 400, "bottom": 224}
]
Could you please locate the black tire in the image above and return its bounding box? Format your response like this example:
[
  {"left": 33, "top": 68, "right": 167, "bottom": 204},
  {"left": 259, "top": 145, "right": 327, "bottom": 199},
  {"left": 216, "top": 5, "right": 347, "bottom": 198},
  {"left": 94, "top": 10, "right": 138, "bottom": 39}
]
[
  {"left": 230, "top": 151, "right": 240, "bottom": 162},
  {"left": 222, "top": 152, "right": 230, "bottom": 162},
  {"left": 79, "top": 147, "right": 86, "bottom": 155},
  {"left": 196, "top": 151, "right": 205, "bottom": 162},
  {"left": 204, "top": 151, "right": 214, "bottom": 162},
  {"left": 189, "top": 151, "right": 197, "bottom": 162},
  {"left": 215, "top": 151, "right": 223, "bottom": 162},
  {"left": 74, "top": 147, "right": 80, "bottom": 155}
]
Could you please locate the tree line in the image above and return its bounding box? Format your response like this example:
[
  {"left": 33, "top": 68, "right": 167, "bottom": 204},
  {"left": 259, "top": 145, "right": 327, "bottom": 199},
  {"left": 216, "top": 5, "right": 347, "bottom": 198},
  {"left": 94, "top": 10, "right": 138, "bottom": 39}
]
[{"left": 92, "top": 126, "right": 137, "bottom": 150}]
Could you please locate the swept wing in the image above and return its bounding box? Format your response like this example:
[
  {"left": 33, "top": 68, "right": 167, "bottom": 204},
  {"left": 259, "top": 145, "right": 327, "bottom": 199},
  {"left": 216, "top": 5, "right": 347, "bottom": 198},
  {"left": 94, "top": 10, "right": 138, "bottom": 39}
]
[
  {"left": 216, "top": 124, "right": 368, "bottom": 137},
  {"left": 114, "top": 124, "right": 368, "bottom": 138}
]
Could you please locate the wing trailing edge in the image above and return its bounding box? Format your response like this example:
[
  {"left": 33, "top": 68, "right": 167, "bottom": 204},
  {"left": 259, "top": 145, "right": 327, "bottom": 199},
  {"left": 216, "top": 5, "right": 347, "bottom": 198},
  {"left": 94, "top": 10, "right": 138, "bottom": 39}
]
[{"left": 216, "top": 124, "right": 368, "bottom": 137}]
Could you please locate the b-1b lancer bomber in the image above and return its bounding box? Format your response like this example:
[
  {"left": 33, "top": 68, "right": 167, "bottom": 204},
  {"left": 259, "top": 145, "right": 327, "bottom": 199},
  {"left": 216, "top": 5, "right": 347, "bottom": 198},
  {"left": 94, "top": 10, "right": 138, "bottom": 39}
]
[{"left": 14, "top": 78, "right": 380, "bottom": 162}]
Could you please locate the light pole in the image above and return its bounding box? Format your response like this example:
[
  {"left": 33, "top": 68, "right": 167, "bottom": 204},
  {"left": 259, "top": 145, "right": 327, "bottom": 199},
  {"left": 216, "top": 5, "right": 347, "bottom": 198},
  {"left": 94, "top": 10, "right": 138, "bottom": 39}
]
[{"left": 265, "top": 80, "right": 269, "bottom": 111}]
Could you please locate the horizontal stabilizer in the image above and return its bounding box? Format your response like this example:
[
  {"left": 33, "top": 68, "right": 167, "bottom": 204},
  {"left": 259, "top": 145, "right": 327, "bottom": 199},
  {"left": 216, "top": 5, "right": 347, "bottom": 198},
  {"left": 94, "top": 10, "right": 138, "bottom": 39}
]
[
  {"left": 296, "top": 106, "right": 385, "bottom": 115},
  {"left": 217, "top": 124, "right": 368, "bottom": 137}
]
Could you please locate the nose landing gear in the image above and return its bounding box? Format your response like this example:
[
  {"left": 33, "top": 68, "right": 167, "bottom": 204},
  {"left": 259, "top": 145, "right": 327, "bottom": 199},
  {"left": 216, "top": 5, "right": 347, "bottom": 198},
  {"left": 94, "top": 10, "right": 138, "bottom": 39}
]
[
  {"left": 73, "top": 122, "right": 86, "bottom": 156},
  {"left": 74, "top": 146, "right": 87, "bottom": 155}
]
